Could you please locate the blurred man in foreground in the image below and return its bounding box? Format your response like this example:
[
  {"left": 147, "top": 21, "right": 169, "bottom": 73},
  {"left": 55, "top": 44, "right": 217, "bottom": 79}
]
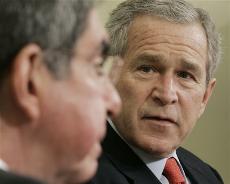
[{"left": 0, "top": 0, "right": 121, "bottom": 183}]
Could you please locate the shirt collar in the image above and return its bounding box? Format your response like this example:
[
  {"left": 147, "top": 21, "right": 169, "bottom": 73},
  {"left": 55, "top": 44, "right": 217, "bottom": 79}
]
[{"left": 130, "top": 145, "right": 167, "bottom": 180}]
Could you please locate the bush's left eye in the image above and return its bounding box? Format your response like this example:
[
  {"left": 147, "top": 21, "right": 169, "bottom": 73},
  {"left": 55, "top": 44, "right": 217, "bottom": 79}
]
[
  {"left": 177, "top": 71, "right": 194, "bottom": 80},
  {"left": 137, "top": 65, "right": 157, "bottom": 73}
]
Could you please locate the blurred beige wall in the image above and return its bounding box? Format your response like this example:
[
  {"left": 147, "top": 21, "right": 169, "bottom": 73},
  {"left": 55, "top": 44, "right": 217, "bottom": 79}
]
[{"left": 96, "top": 1, "right": 230, "bottom": 183}]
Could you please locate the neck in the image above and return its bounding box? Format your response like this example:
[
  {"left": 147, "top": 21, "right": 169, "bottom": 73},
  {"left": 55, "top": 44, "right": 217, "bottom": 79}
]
[{"left": 0, "top": 120, "right": 56, "bottom": 183}]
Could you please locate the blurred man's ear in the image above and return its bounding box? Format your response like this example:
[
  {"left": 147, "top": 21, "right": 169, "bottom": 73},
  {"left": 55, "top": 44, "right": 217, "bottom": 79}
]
[
  {"left": 10, "top": 44, "right": 42, "bottom": 123},
  {"left": 198, "top": 78, "right": 216, "bottom": 118}
]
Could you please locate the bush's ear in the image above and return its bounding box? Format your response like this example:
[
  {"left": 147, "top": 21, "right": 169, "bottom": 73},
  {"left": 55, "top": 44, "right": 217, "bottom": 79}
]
[
  {"left": 198, "top": 78, "right": 216, "bottom": 118},
  {"left": 10, "top": 44, "right": 42, "bottom": 122}
]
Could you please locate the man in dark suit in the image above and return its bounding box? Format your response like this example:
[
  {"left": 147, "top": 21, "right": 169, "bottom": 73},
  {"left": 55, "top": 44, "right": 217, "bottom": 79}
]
[
  {"left": 90, "top": 124, "right": 223, "bottom": 184},
  {"left": 88, "top": 0, "right": 223, "bottom": 183},
  {"left": 0, "top": 0, "right": 121, "bottom": 184}
]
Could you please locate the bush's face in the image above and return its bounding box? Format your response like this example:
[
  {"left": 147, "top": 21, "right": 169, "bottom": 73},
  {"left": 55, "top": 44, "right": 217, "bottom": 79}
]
[{"left": 113, "top": 15, "right": 215, "bottom": 158}]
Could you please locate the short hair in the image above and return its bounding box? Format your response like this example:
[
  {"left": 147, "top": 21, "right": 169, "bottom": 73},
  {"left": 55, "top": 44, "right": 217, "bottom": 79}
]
[
  {"left": 0, "top": 0, "right": 93, "bottom": 81},
  {"left": 106, "top": 0, "right": 221, "bottom": 82}
]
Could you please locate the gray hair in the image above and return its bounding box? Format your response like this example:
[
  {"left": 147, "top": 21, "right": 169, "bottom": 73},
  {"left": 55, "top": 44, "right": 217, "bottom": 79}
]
[
  {"left": 0, "top": 0, "right": 93, "bottom": 80},
  {"left": 106, "top": 0, "right": 221, "bottom": 82}
]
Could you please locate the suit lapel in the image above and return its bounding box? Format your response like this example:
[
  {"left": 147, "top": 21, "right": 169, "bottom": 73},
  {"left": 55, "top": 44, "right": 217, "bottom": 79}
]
[
  {"left": 177, "top": 148, "right": 221, "bottom": 184},
  {"left": 102, "top": 124, "right": 161, "bottom": 184}
]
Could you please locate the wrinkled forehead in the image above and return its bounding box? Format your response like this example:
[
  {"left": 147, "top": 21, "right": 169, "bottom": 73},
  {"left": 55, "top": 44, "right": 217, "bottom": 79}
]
[
  {"left": 125, "top": 15, "right": 208, "bottom": 63},
  {"left": 129, "top": 15, "right": 207, "bottom": 50}
]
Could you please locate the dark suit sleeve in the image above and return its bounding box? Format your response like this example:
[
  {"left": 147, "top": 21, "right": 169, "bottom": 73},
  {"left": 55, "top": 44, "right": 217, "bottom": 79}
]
[
  {"left": 209, "top": 166, "right": 224, "bottom": 184},
  {"left": 87, "top": 155, "right": 131, "bottom": 184},
  {"left": 0, "top": 169, "right": 45, "bottom": 184}
]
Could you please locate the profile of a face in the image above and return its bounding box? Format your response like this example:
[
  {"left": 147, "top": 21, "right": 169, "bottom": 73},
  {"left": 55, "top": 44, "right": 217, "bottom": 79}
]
[
  {"left": 36, "top": 9, "right": 121, "bottom": 184},
  {"left": 113, "top": 15, "right": 216, "bottom": 158}
]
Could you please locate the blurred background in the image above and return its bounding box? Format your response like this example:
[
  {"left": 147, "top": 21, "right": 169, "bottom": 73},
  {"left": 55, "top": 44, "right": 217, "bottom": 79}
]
[{"left": 96, "top": 0, "right": 230, "bottom": 183}]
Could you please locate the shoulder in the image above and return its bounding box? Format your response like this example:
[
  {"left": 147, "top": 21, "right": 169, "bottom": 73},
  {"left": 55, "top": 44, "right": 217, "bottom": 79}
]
[
  {"left": 0, "top": 170, "right": 45, "bottom": 184},
  {"left": 87, "top": 153, "right": 131, "bottom": 184},
  {"left": 178, "top": 147, "right": 223, "bottom": 183}
]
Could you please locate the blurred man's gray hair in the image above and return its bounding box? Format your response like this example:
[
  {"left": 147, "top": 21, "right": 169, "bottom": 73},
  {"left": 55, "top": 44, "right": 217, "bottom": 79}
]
[{"left": 0, "top": 0, "right": 93, "bottom": 81}]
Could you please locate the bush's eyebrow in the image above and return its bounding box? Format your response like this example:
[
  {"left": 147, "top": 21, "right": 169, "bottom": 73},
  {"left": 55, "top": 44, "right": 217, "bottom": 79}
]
[
  {"left": 132, "top": 54, "right": 162, "bottom": 67},
  {"left": 180, "top": 58, "right": 202, "bottom": 78}
]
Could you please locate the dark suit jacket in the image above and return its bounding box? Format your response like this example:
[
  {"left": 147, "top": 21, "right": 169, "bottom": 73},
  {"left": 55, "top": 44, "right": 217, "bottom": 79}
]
[
  {"left": 88, "top": 124, "right": 223, "bottom": 184},
  {"left": 0, "top": 169, "right": 45, "bottom": 184}
]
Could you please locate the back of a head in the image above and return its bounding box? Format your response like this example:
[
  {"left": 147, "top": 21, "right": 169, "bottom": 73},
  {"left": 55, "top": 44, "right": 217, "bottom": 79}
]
[
  {"left": 0, "top": 0, "right": 93, "bottom": 83},
  {"left": 107, "top": 0, "right": 221, "bottom": 81}
]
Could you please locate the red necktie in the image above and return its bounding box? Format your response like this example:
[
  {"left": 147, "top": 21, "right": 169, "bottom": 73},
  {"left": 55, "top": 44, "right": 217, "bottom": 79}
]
[{"left": 163, "top": 157, "right": 186, "bottom": 184}]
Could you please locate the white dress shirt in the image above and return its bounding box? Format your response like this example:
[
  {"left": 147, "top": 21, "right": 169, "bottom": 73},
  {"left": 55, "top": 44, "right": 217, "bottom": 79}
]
[{"left": 108, "top": 119, "right": 190, "bottom": 184}]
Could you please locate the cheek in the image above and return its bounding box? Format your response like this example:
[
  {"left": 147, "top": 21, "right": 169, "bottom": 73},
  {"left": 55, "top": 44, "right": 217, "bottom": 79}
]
[
  {"left": 117, "top": 76, "right": 150, "bottom": 112},
  {"left": 39, "top": 92, "right": 105, "bottom": 162},
  {"left": 115, "top": 79, "right": 152, "bottom": 137},
  {"left": 179, "top": 90, "right": 205, "bottom": 131},
  {"left": 116, "top": 81, "right": 137, "bottom": 125},
  {"left": 65, "top": 96, "right": 106, "bottom": 158},
  {"left": 42, "top": 107, "right": 97, "bottom": 160}
]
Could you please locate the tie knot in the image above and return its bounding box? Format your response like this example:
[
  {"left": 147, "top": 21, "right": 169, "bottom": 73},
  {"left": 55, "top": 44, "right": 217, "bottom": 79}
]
[{"left": 163, "top": 157, "right": 185, "bottom": 184}]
